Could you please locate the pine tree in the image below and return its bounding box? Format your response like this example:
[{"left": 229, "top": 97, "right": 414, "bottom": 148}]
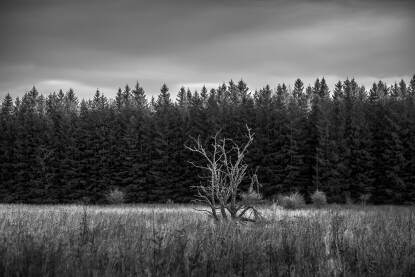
[
  {"left": 13, "top": 87, "right": 48, "bottom": 202},
  {"left": 369, "top": 83, "right": 379, "bottom": 103},
  {"left": 252, "top": 85, "right": 274, "bottom": 197},
  {"left": 308, "top": 92, "right": 325, "bottom": 193},
  {"left": 409, "top": 75, "right": 415, "bottom": 97},
  {"left": 157, "top": 84, "right": 171, "bottom": 108},
  {"left": 132, "top": 82, "right": 147, "bottom": 108},
  {"left": 319, "top": 77, "right": 329, "bottom": 99},
  {"left": 200, "top": 85, "right": 208, "bottom": 106},
  {"left": 1, "top": 93, "right": 14, "bottom": 115},
  {"left": 176, "top": 87, "right": 188, "bottom": 107},
  {"left": 402, "top": 75, "right": 415, "bottom": 203},
  {"left": 148, "top": 84, "right": 175, "bottom": 201},
  {"left": 284, "top": 90, "right": 304, "bottom": 193},
  {"left": 341, "top": 79, "right": 375, "bottom": 201},
  {"left": 398, "top": 79, "right": 407, "bottom": 98},
  {"left": 0, "top": 94, "right": 16, "bottom": 201},
  {"left": 115, "top": 88, "right": 123, "bottom": 111},
  {"left": 297, "top": 79, "right": 329, "bottom": 199},
  {"left": 123, "top": 85, "right": 131, "bottom": 108},
  {"left": 326, "top": 81, "right": 345, "bottom": 201},
  {"left": 64, "top": 89, "right": 78, "bottom": 114},
  {"left": 264, "top": 83, "right": 290, "bottom": 196},
  {"left": 293, "top": 79, "right": 304, "bottom": 100},
  {"left": 369, "top": 91, "right": 405, "bottom": 203}
]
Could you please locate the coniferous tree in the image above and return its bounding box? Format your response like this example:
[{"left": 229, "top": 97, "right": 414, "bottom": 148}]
[
  {"left": 0, "top": 94, "right": 16, "bottom": 201},
  {"left": 409, "top": 75, "right": 415, "bottom": 97},
  {"left": 1, "top": 93, "right": 13, "bottom": 115},
  {"left": 343, "top": 80, "right": 374, "bottom": 201},
  {"left": 326, "top": 81, "right": 345, "bottom": 201},
  {"left": 403, "top": 76, "right": 415, "bottom": 203},
  {"left": 132, "top": 82, "right": 147, "bottom": 108},
  {"left": 284, "top": 82, "right": 305, "bottom": 193}
]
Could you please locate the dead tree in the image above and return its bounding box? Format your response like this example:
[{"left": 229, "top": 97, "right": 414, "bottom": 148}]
[{"left": 186, "top": 126, "right": 264, "bottom": 222}]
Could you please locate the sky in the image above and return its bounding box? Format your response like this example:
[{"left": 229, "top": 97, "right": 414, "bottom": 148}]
[{"left": 0, "top": 0, "right": 414, "bottom": 99}]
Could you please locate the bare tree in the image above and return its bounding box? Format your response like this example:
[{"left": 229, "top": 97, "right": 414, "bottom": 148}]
[{"left": 186, "top": 126, "right": 263, "bottom": 222}]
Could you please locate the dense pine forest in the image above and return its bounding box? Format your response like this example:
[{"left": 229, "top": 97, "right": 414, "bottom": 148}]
[{"left": 1, "top": 76, "right": 415, "bottom": 204}]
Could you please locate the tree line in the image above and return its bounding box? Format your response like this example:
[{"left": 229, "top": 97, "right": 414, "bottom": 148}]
[{"left": 1, "top": 76, "right": 415, "bottom": 204}]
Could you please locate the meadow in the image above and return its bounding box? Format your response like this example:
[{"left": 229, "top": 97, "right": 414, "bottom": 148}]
[{"left": 0, "top": 204, "right": 414, "bottom": 277}]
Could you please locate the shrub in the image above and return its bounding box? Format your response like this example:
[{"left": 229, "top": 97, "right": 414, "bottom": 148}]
[
  {"left": 277, "top": 192, "right": 305, "bottom": 209},
  {"left": 240, "top": 190, "right": 263, "bottom": 204},
  {"left": 311, "top": 190, "right": 327, "bottom": 207},
  {"left": 106, "top": 188, "right": 125, "bottom": 204},
  {"left": 345, "top": 192, "right": 354, "bottom": 205},
  {"left": 359, "top": 193, "right": 371, "bottom": 206}
]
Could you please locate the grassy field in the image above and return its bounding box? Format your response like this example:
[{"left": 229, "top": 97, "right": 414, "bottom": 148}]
[{"left": 0, "top": 204, "right": 414, "bottom": 277}]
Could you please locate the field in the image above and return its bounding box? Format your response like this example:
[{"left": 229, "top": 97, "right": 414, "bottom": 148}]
[{"left": 0, "top": 204, "right": 414, "bottom": 277}]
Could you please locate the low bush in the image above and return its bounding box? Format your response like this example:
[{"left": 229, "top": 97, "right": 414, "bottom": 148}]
[
  {"left": 359, "top": 193, "right": 371, "bottom": 206},
  {"left": 311, "top": 190, "right": 327, "bottom": 207},
  {"left": 240, "top": 190, "right": 263, "bottom": 204},
  {"left": 106, "top": 188, "right": 125, "bottom": 204},
  {"left": 277, "top": 192, "right": 305, "bottom": 209}
]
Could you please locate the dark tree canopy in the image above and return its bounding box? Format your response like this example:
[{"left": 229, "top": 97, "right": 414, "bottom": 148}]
[{"left": 1, "top": 76, "right": 415, "bottom": 204}]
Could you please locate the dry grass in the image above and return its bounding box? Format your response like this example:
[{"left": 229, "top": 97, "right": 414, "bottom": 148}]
[{"left": 0, "top": 204, "right": 414, "bottom": 276}]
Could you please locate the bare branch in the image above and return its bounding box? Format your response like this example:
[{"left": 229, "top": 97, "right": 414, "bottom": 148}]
[{"left": 186, "top": 126, "right": 262, "bottom": 222}]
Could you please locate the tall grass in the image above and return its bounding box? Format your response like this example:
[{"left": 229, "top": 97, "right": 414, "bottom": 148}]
[{"left": 0, "top": 204, "right": 414, "bottom": 276}]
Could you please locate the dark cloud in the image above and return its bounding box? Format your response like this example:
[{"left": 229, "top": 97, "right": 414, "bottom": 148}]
[{"left": 0, "top": 0, "right": 413, "bottom": 98}]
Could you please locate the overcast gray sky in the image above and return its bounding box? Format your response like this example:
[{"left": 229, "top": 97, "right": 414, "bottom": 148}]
[{"left": 1, "top": 0, "right": 414, "bottom": 99}]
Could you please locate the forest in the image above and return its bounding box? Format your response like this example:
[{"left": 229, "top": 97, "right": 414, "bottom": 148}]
[{"left": 1, "top": 76, "right": 414, "bottom": 204}]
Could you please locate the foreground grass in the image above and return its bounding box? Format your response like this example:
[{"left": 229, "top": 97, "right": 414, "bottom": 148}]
[{"left": 0, "top": 204, "right": 414, "bottom": 276}]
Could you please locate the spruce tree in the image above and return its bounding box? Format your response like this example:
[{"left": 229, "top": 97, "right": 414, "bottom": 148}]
[
  {"left": 409, "top": 75, "right": 415, "bottom": 97},
  {"left": 132, "top": 82, "right": 147, "bottom": 108},
  {"left": 1, "top": 93, "right": 14, "bottom": 115}
]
